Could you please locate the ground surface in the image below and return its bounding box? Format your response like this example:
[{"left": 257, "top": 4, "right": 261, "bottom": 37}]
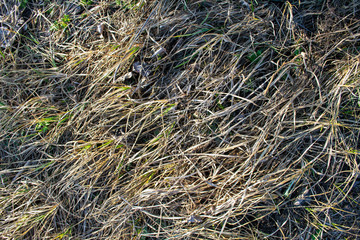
[{"left": 1, "top": 0, "right": 360, "bottom": 239}]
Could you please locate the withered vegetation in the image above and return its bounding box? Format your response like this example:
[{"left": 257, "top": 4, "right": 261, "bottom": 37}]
[{"left": 1, "top": 0, "right": 360, "bottom": 239}]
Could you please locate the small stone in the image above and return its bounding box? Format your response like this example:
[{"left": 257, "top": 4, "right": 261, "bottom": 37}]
[{"left": 187, "top": 215, "right": 202, "bottom": 223}]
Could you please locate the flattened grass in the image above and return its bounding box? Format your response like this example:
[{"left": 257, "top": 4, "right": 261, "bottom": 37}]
[{"left": 1, "top": 0, "right": 360, "bottom": 239}]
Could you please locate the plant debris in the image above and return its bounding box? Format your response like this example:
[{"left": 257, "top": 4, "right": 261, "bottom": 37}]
[
  {"left": 0, "top": 0, "right": 360, "bottom": 239},
  {"left": 0, "top": 3, "right": 25, "bottom": 48},
  {"left": 132, "top": 61, "right": 151, "bottom": 77}
]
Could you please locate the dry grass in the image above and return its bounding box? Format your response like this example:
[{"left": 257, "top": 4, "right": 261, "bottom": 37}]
[{"left": 1, "top": 0, "right": 360, "bottom": 239}]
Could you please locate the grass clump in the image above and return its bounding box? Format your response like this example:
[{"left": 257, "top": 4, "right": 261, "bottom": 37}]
[{"left": 1, "top": 0, "right": 360, "bottom": 239}]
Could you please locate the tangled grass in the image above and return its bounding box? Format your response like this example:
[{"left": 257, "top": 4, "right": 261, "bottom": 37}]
[{"left": 1, "top": 0, "right": 360, "bottom": 239}]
